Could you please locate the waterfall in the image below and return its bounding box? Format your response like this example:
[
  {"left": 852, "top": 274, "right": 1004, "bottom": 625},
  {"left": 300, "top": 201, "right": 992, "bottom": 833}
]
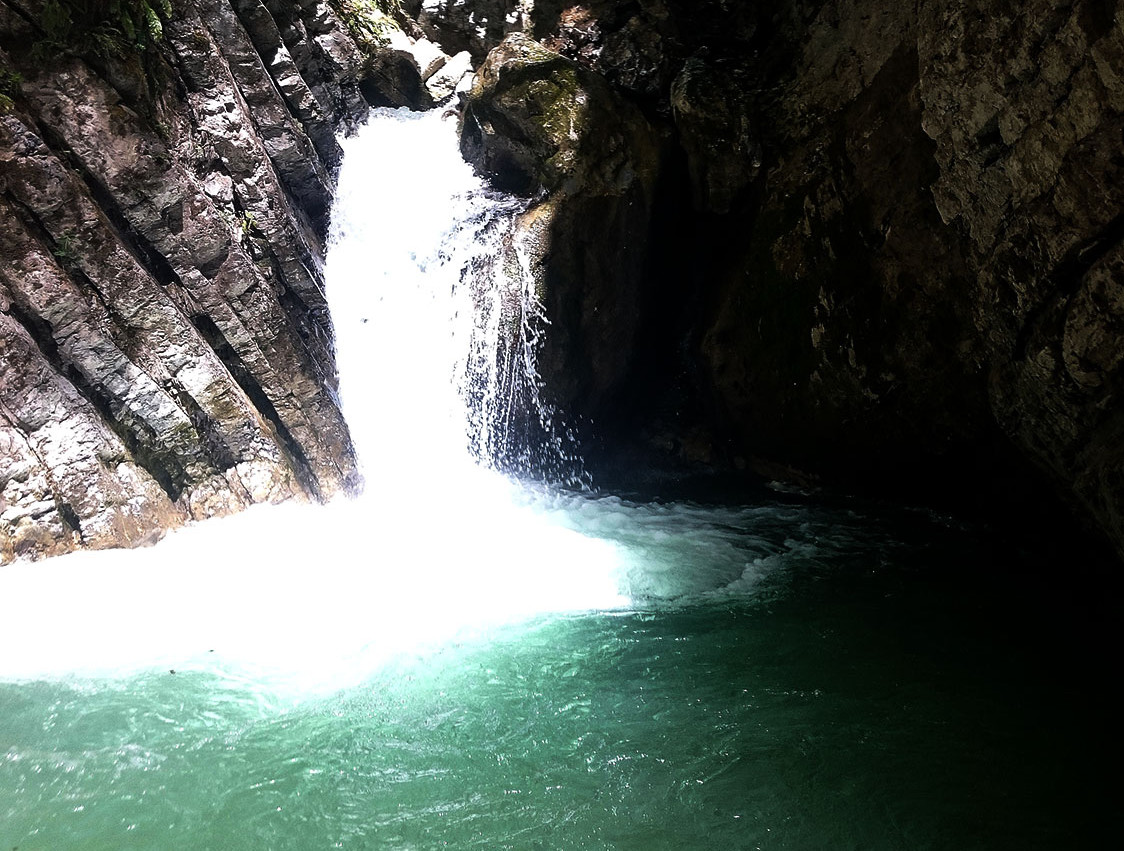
[
  {"left": 0, "top": 107, "right": 782, "bottom": 692},
  {"left": 4, "top": 108, "right": 1087, "bottom": 851},
  {"left": 0, "top": 107, "right": 628, "bottom": 690},
  {"left": 329, "top": 107, "right": 582, "bottom": 488}
]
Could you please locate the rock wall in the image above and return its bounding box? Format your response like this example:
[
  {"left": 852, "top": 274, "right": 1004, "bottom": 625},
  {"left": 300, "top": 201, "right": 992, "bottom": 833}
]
[
  {"left": 443, "top": 0, "right": 1124, "bottom": 560},
  {"left": 3, "top": 0, "right": 1121, "bottom": 564},
  {"left": 458, "top": 32, "right": 664, "bottom": 420},
  {"left": 0, "top": 0, "right": 384, "bottom": 562}
]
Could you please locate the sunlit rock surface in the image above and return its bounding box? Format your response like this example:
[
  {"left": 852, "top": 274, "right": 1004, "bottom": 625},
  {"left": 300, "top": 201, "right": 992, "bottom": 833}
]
[
  {"left": 413, "top": 0, "right": 532, "bottom": 59},
  {"left": 0, "top": 0, "right": 414, "bottom": 561}
]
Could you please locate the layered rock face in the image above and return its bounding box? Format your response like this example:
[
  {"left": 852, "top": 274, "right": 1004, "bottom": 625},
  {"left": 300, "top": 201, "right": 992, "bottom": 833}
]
[
  {"left": 0, "top": 0, "right": 386, "bottom": 562},
  {"left": 441, "top": 0, "right": 1124, "bottom": 560}
]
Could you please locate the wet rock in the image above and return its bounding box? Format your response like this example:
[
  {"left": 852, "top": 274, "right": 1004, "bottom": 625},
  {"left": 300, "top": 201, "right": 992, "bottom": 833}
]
[
  {"left": 3, "top": 0, "right": 1122, "bottom": 567},
  {"left": 357, "top": 26, "right": 460, "bottom": 109},
  {"left": 460, "top": 32, "right": 663, "bottom": 415},
  {"left": 460, "top": 33, "right": 660, "bottom": 194},
  {"left": 0, "top": 0, "right": 368, "bottom": 562},
  {"left": 597, "top": 12, "right": 666, "bottom": 100},
  {"left": 0, "top": 313, "right": 184, "bottom": 559},
  {"left": 670, "top": 57, "right": 761, "bottom": 214},
  {"left": 459, "top": 2, "right": 1124, "bottom": 560},
  {"left": 541, "top": 4, "right": 603, "bottom": 67},
  {"left": 417, "top": 0, "right": 530, "bottom": 59},
  {"left": 359, "top": 48, "right": 434, "bottom": 108}
]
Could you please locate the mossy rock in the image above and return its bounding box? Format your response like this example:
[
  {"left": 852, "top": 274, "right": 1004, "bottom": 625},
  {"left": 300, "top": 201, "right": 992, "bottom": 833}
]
[
  {"left": 459, "top": 32, "right": 659, "bottom": 197},
  {"left": 457, "top": 32, "right": 666, "bottom": 421}
]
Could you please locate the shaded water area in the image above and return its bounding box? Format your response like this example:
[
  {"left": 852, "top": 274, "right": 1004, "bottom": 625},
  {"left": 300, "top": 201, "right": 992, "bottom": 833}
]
[{"left": 0, "top": 109, "right": 1118, "bottom": 849}]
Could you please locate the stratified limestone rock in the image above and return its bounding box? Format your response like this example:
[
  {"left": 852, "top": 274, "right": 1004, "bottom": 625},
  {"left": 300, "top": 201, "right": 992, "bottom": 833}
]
[
  {"left": 0, "top": 0, "right": 377, "bottom": 562},
  {"left": 459, "top": 32, "right": 663, "bottom": 413},
  {"left": 0, "top": 312, "right": 184, "bottom": 558}
]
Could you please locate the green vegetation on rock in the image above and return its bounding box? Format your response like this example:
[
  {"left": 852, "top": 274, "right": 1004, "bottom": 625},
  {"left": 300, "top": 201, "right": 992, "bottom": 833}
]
[
  {"left": 27, "top": 0, "right": 174, "bottom": 122},
  {"left": 0, "top": 68, "right": 20, "bottom": 113},
  {"left": 332, "top": 0, "right": 401, "bottom": 55},
  {"left": 35, "top": 0, "right": 171, "bottom": 62}
]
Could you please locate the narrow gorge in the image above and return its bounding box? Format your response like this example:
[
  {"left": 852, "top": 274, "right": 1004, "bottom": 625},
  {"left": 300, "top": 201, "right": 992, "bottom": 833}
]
[
  {"left": 0, "top": 3, "right": 1119, "bottom": 848},
  {"left": 3, "top": 0, "right": 1121, "bottom": 566}
]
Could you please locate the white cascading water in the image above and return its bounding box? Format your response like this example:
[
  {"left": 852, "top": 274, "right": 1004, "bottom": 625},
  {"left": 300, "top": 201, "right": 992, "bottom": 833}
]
[
  {"left": 0, "top": 108, "right": 630, "bottom": 691},
  {"left": 328, "top": 108, "right": 578, "bottom": 488},
  {"left": 0, "top": 107, "right": 779, "bottom": 692}
]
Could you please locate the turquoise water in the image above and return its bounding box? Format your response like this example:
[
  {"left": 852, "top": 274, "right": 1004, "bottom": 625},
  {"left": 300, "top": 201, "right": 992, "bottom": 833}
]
[
  {"left": 3, "top": 108, "right": 1114, "bottom": 850},
  {"left": 1, "top": 495, "right": 1115, "bottom": 850}
]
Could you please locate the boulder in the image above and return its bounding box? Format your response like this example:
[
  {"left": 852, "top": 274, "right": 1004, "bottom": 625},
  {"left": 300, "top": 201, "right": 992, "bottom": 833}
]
[
  {"left": 409, "top": 36, "right": 452, "bottom": 80},
  {"left": 426, "top": 49, "right": 473, "bottom": 102},
  {"left": 359, "top": 48, "right": 435, "bottom": 109}
]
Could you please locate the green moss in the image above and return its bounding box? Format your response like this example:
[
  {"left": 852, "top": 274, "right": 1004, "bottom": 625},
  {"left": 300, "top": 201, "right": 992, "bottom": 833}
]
[
  {"left": 331, "top": 0, "right": 401, "bottom": 55},
  {"left": 238, "top": 210, "right": 257, "bottom": 242},
  {"left": 34, "top": 0, "right": 170, "bottom": 63},
  {"left": 0, "top": 68, "right": 20, "bottom": 114},
  {"left": 531, "top": 69, "right": 582, "bottom": 135}
]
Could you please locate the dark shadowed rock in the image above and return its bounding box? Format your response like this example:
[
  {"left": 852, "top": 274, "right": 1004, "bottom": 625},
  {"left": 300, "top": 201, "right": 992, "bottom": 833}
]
[
  {"left": 359, "top": 48, "right": 434, "bottom": 108},
  {"left": 670, "top": 56, "right": 761, "bottom": 214},
  {"left": 458, "top": 2, "right": 1124, "bottom": 562},
  {"left": 459, "top": 32, "right": 664, "bottom": 415}
]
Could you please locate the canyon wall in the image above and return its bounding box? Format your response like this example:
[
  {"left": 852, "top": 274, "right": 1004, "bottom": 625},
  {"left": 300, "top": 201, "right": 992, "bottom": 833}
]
[
  {"left": 446, "top": 0, "right": 1124, "bottom": 560},
  {"left": 3, "top": 0, "right": 1121, "bottom": 563},
  {"left": 0, "top": 0, "right": 389, "bottom": 561}
]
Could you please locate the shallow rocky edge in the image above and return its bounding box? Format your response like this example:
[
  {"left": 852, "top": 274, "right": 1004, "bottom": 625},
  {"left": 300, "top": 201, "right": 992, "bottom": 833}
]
[{"left": 2, "top": 0, "right": 1122, "bottom": 568}]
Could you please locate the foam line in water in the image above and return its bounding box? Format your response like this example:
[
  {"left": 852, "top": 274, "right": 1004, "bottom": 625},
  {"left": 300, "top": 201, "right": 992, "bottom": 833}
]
[{"left": 0, "top": 496, "right": 630, "bottom": 691}]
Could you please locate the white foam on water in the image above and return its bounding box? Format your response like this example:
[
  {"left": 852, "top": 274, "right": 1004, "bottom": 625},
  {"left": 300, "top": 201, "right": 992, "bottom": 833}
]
[
  {"left": 0, "top": 491, "right": 634, "bottom": 692},
  {"left": 0, "top": 108, "right": 629, "bottom": 692},
  {"left": 0, "top": 108, "right": 795, "bottom": 694}
]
